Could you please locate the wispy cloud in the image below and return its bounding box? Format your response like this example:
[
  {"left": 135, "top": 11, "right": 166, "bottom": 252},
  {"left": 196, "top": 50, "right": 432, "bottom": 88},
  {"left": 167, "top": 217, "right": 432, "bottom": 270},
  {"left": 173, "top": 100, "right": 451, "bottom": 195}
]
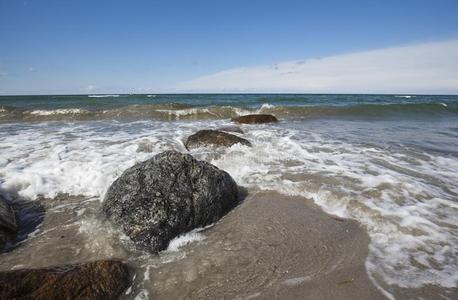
[
  {"left": 177, "top": 40, "right": 458, "bottom": 94},
  {"left": 80, "top": 85, "right": 98, "bottom": 93}
]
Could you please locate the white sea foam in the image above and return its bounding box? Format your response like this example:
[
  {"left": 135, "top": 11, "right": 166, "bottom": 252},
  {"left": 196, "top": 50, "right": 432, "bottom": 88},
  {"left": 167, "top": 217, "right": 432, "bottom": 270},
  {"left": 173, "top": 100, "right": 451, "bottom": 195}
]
[
  {"left": 233, "top": 107, "right": 254, "bottom": 116},
  {"left": 166, "top": 228, "right": 206, "bottom": 252},
  {"left": 29, "top": 108, "right": 88, "bottom": 116},
  {"left": 395, "top": 95, "right": 414, "bottom": 98},
  {"left": 156, "top": 108, "right": 220, "bottom": 119},
  {"left": 88, "top": 94, "right": 120, "bottom": 98},
  {"left": 0, "top": 119, "right": 457, "bottom": 292},
  {"left": 257, "top": 103, "right": 275, "bottom": 112}
]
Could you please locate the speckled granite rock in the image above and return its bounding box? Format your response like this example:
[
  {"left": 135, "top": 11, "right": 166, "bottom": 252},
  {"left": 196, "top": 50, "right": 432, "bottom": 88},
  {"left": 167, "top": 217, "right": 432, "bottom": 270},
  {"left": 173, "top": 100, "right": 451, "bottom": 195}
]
[
  {"left": 185, "top": 130, "right": 251, "bottom": 150},
  {"left": 102, "top": 150, "right": 239, "bottom": 253}
]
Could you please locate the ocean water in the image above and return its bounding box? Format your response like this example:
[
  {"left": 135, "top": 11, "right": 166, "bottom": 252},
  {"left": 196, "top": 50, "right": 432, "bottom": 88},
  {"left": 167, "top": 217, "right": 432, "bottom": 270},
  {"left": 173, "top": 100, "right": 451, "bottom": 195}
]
[{"left": 1, "top": 94, "right": 457, "bottom": 297}]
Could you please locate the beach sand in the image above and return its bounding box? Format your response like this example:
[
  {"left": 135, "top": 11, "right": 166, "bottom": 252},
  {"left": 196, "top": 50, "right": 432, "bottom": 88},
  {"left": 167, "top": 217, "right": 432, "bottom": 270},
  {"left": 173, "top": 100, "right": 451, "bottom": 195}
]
[
  {"left": 0, "top": 191, "right": 385, "bottom": 299},
  {"left": 0, "top": 192, "right": 458, "bottom": 300},
  {"left": 147, "top": 191, "right": 385, "bottom": 299},
  {"left": 3, "top": 191, "right": 455, "bottom": 299}
]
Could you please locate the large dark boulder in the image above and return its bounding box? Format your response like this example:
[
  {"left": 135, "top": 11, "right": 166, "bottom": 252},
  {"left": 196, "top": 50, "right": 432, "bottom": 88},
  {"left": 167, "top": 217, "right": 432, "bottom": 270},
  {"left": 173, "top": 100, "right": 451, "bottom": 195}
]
[
  {"left": 102, "top": 150, "right": 239, "bottom": 253},
  {"left": 0, "top": 195, "right": 17, "bottom": 250},
  {"left": 232, "top": 114, "right": 278, "bottom": 124},
  {"left": 0, "top": 260, "right": 131, "bottom": 300},
  {"left": 185, "top": 130, "right": 251, "bottom": 150}
]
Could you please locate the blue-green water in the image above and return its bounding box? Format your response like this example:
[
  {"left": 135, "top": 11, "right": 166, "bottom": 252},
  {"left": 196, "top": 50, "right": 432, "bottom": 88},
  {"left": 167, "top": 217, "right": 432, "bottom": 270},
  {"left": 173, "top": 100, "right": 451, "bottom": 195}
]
[
  {"left": 0, "top": 94, "right": 457, "bottom": 122},
  {"left": 0, "top": 93, "right": 457, "bottom": 108}
]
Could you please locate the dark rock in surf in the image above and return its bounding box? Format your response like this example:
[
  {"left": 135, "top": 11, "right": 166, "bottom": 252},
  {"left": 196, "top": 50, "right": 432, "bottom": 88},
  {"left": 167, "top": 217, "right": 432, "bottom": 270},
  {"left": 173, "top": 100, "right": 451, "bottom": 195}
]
[
  {"left": 232, "top": 114, "right": 278, "bottom": 124},
  {"left": 102, "top": 150, "right": 239, "bottom": 253},
  {"left": 0, "top": 260, "right": 131, "bottom": 299},
  {"left": 0, "top": 195, "right": 17, "bottom": 250},
  {"left": 185, "top": 130, "right": 251, "bottom": 150},
  {"left": 216, "top": 125, "right": 244, "bottom": 134}
]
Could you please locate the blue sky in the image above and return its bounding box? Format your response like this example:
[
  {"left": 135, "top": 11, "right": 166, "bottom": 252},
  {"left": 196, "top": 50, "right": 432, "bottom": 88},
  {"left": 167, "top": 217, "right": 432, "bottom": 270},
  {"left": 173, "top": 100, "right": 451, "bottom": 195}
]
[{"left": 0, "top": 0, "right": 457, "bottom": 94}]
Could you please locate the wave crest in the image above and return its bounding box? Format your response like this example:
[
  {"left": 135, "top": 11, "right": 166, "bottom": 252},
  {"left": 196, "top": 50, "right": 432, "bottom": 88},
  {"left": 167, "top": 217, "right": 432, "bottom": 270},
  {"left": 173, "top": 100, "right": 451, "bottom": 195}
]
[{"left": 0, "top": 102, "right": 455, "bottom": 123}]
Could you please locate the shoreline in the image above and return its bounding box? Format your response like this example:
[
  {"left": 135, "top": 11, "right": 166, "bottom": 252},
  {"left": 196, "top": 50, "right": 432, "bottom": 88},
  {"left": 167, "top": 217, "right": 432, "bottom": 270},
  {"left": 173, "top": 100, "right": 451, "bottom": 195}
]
[
  {"left": 1, "top": 190, "right": 456, "bottom": 298},
  {"left": 0, "top": 191, "right": 385, "bottom": 299},
  {"left": 142, "top": 191, "right": 386, "bottom": 299}
]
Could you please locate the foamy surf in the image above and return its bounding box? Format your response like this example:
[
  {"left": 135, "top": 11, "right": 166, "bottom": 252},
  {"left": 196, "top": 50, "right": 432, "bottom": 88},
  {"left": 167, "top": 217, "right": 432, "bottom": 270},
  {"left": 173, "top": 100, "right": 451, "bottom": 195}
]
[
  {"left": 395, "top": 95, "right": 415, "bottom": 98},
  {"left": 28, "top": 108, "right": 89, "bottom": 116},
  {"left": 88, "top": 94, "right": 120, "bottom": 98},
  {"left": 165, "top": 227, "right": 208, "bottom": 252},
  {"left": 1, "top": 117, "right": 457, "bottom": 296}
]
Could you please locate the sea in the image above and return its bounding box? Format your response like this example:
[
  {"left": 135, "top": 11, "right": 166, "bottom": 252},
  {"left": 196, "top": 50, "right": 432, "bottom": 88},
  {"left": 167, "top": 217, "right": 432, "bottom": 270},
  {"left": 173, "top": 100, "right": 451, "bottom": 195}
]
[{"left": 0, "top": 94, "right": 457, "bottom": 298}]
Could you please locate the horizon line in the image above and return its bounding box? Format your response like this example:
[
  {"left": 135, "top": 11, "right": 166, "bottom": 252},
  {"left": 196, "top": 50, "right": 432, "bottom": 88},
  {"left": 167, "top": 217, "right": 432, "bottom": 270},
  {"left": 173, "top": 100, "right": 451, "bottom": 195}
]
[{"left": 1, "top": 92, "right": 458, "bottom": 97}]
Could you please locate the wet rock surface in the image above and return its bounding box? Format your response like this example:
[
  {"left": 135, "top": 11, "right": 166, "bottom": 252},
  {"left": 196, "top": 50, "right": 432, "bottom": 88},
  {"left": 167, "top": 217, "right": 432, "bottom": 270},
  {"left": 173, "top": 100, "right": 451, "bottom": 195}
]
[
  {"left": 0, "top": 195, "right": 17, "bottom": 250},
  {"left": 185, "top": 130, "right": 251, "bottom": 150},
  {"left": 232, "top": 114, "right": 278, "bottom": 124},
  {"left": 216, "top": 125, "right": 244, "bottom": 134},
  {"left": 0, "top": 260, "right": 131, "bottom": 300},
  {"left": 102, "top": 150, "right": 239, "bottom": 253}
]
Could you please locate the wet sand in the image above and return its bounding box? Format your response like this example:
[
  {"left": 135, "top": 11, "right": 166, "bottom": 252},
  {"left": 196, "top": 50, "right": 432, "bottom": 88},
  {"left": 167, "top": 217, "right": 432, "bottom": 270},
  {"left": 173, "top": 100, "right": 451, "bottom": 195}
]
[
  {"left": 0, "top": 191, "right": 386, "bottom": 299},
  {"left": 4, "top": 191, "right": 454, "bottom": 299},
  {"left": 146, "top": 191, "right": 385, "bottom": 299}
]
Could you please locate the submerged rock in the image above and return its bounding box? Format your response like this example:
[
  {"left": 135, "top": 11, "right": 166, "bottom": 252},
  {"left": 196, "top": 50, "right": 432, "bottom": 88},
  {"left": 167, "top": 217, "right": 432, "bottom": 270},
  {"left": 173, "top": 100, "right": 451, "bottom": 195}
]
[
  {"left": 102, "top": 150, "right": 239, "bottom": 253},
  {"left": 216, "top": 125, "right": 244, "bottom": 134},
  {"left": 0, "top": 260, "right": 131, "bottom": 299},
  {"left": 0, "top": 195, "right": 17, "bottom": 250},
  {"left": 185, "top": 130, "right": 251, "bottom": 150},
  {"left": 232, "top": 114, "right": 278, "bottom": 124}
]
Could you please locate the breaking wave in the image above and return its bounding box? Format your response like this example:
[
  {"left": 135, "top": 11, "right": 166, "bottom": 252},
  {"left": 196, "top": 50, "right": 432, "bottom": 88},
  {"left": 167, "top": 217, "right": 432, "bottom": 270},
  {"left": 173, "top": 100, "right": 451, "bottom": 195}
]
[
  {"left": 29, "top": 108, "right": 89, "bottom": 116},
  {"left": 0, "top": 102, "right": 456, "bottom": 123},
  {"left": 87, "top": 94, "right": 120, "bottom": 98}
]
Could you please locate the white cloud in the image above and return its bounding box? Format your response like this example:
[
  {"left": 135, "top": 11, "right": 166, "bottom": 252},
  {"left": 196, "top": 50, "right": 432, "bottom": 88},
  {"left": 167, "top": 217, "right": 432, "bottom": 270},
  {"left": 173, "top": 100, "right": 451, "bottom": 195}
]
[
  {"left": 81, "top": 84, "right": 97, "bottom": 92},
  {"left": 177, "top": 40, "right": 458, "bottom": 94}
]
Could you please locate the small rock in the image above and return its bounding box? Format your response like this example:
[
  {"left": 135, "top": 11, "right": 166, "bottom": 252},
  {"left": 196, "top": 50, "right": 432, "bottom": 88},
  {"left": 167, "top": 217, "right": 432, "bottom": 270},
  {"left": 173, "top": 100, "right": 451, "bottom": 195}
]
[
  {"left": 102, "top": 150, "right": 239, "bottom": 253},
  {"left": 0, "top": 260, "right": 131, "bottom": 299},
  {"left": 185, "top": 130, "right": 251, "bottom": 150},
  {"left": 0, "top": 195, "right": 17, "bottom": 250},
  {"left": 232, "top": 114, "right": 278, "bottom": 124}
]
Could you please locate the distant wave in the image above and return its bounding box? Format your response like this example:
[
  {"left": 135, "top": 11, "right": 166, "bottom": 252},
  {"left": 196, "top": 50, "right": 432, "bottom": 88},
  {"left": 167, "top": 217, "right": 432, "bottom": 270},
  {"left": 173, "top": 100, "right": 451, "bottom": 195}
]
[
  {"left": 395, "top": 95, "right": 415, "bottom": 99},
  {"left": 87, "top": 94, "right": 120, "bottom": 98},
  {"left": 29, "top": 108, "right": 89, "bottom": 116}
]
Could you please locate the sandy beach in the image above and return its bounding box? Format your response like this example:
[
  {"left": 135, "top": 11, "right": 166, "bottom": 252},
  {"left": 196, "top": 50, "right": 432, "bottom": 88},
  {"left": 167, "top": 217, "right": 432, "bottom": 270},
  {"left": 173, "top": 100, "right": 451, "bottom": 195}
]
[
  {"left": 145, "top": 191, "right": 385, "bottom": 299},
  {"left": 1, "top": 191, "right": 387, "bottom": 299}
]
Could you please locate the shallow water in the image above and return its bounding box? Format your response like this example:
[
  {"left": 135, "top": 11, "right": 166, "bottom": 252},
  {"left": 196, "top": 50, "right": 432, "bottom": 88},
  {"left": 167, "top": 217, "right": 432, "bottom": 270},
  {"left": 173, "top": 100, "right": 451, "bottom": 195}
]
[{"left": 1, "top": 94, "right": 458, "bottom": 298}]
